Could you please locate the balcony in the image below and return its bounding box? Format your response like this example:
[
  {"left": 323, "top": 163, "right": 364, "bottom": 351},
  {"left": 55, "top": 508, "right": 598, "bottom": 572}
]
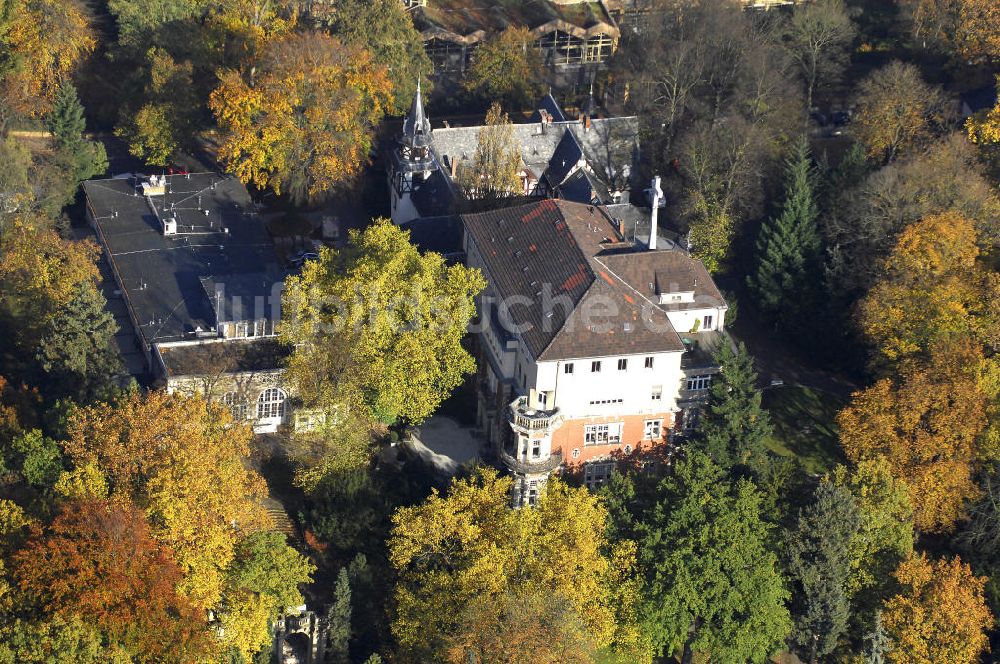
[
  {"left": 507, "top": 396, "right": 563, "bottom": 433},
  {"left": 500, "top": 447, "right": 563, "bottom": 475}
]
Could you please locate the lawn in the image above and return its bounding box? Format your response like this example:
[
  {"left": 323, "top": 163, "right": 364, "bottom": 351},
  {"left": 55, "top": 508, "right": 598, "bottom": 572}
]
[{"left": 763, "top": 385, "right": 847, "bottom": 475}]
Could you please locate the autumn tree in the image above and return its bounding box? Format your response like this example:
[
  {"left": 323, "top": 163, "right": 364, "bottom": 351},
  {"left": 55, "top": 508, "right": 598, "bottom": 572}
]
[
  {"left": 64, "top": 390, "right": 271, "bottom": 609},
  {"left": 856, "top": 212, "right": 1000, "bottom": 368},
  {"left": 829, "top": 458, "right": 914, "bottom": 608},
  {"left": 852, "top": 62, "right": 953, "bottom": 163},
  {"left": 824, "top": 134, "right": 1000, "bottom": 294},
  {"left": 210, "top": 0, "right": 299, "bottom": 70},
  {"left": 0, "top": 0, "right": 96, "bottom": 119},
  {"left": 784, "top": 482, "right": 860, "bottom": 663},
  {"left": 463, "top": 27, "right": 544, "bottom": 109},
  {"left": 388, "top": 469, "right": 647, "bottom": 663},
  {"left": 0, "top": 615, "right": 106, "bottom": 663},
  {"left": 621, "top": 452, "right": 791, "bottom": 662},
  {"left": 965, "top": 75, "right": 1000, "bottom": 146},
  {"left": 837, "top": 339, "right": 989, "bottom": 532},
  {"left": 748, "top": 138, "right": 822, "bottom": 325},
  {"left": 782, "top": 0, "right": 856, "bottom": 115},
  {"left": 693, "top": 341, "right": 773, "bottom": 474},
  {"left": 323, "top": 0, "right": 432, "bottom": 115},
  {"left": 955, "top": 0, "right": 1000, "bottom": 61},
  {"left": 210, "top": 32, "right": 392, "bottom": 205},
  {"left": 457, "top": 103, "right": 523, "bottom": 210},
  {"left": 13, "top": 499, "right": 214, "bottom": 661},
  {"left": 881, "top": 554, "right": 993, "bottom": 664},
  {"left": 281, "top": 219, "right": 484, "bottom": 439}
]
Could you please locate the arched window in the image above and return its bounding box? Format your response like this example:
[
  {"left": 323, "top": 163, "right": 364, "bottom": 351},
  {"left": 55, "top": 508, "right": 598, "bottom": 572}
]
[
  {"left": 256, "top": 388, "right": 287, "bottom": 421},
  {"left": 221, "top": 391, "right": 248, "bottom": 420}
]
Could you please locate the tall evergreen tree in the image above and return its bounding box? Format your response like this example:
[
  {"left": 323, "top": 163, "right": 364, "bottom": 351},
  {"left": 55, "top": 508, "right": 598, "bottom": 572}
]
[
  {"left": 862, "top": 610, "right": 889, "bottom": 664},
  {"left": 694, "top": 341, "right": 773, "bottom": 473},
  {"left": 326, "top": 567, "right": 352, "bottom": 664},
  {"left": 748, "top": 138, "right": 821, "bottom": 320},
  {"left": 44, "top": 83, "right": 108, "bottom": 185},
  {"left": 629, "top": 452, "right": 791, "bottom": 663},
  {"left": 785, "top": 482, "right": 860, "bottom": 663}
]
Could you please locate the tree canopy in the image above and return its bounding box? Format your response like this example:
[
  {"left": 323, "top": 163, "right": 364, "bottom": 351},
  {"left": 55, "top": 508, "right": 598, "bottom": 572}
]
[{"left": 210, "top": 31, "right": 393, "bottom": 204}]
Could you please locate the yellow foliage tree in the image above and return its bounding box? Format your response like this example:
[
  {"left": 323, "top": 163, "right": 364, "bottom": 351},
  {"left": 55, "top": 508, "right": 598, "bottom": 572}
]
[
  {"left": 63, "top": 390, "right": 271, "bottom": 609},
  {"left": 882, "top": 553, "right": 993, "bottom": 664},
  {"left": 209, "top": 0, "right": 298, "bottom": 70},
  {"left": 210, "top": 32, "right": 393, "bottom": 205},
  {"left": 0, "top": 221, "right": 100, "bottom": 312},
  {"left": 857, "top": 212, "right": 1000, "bottom": 369},
  {"left": 388, "top": 469, "right": 646, "bottom": 663},
  {"left": 966, "top": 76, "right": 1000, "bottom": 145},
  {"left": 0, "top": 0, "right": 96, "bottom": 117},
  {"left": 955, "top": 0, "right": 1000, "bottom": 62},
  {"left": 837, "top": 339, "right": 989, "bottom": 533}
]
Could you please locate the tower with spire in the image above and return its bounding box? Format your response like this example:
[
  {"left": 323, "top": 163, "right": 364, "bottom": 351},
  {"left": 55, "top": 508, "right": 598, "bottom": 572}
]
[{"left": 389, "top": 82, "right": 438, "bottom": 225}]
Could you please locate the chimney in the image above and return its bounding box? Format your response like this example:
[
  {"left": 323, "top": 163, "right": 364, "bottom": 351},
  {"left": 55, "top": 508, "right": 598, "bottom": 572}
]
[
  {"left": 649, "top": 175, "right": 663, "bottom": 251},
  {"left": 449, "top": 156, "right": 458, "bottom": 178},
  {"left": 584, "top": 115, "right": 592, "bottom": 131}
]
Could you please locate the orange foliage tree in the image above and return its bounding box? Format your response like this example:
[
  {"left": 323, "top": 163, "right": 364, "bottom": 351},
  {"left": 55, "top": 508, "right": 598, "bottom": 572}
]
[
  {"left": 882, "top": 553, "right": 993, "bottom": 664},
  {"left": 13, "top": 499, "right": 214, "bottom": 661},
  {"left": 857, "top": 212, "right": 1000, "bottom": 370},
  {"left": 63, "top": 390, "right": 271, "bottom": 609},
  {"left": 837, "top": 339, "right": 989, "bottom": 533},
  {"left": 210, "top": 31, "right": 393, "bottom": 205},
  {"left": 0, "top": 0, "right": 96, "bottom": 118}
]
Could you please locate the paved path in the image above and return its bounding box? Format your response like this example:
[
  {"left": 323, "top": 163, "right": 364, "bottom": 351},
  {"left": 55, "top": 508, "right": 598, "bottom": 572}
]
[{"left": 408, "top": 416, "right": 485, "bottom": 477}]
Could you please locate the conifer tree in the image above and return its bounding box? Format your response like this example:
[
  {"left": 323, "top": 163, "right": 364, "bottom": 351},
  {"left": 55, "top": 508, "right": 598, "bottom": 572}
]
[
  {"left": 694, "top": 341, "right": 773, "bottom": 473},
  {"left": 327, "top": 567, "right": 352, "bottom": 664},
  {"left": 748, "top": 139, "right": 821, "bottom": 320},
  {"left": 44, "top": 83, "right": 107, "bottom": 185},
  {"left": 785, "top": 482, "right": 860, "bottom": 663}
]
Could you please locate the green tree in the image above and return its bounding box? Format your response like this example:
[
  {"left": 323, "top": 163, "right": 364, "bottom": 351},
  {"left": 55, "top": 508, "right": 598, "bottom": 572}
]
[
  {"left": 457, "top": 102, "right": 523, "bottom": 211},
  {"left": 115, "top": 47, "right": 199, "bottom": 166},
  {"left": 327, "top": 567, "right": 351, "bottom": 664},
  {"left": 0, "top": 615, "right": 105, "bottom": 663},
  {"left": 225, "top": 532, "right": 314, "bottom": 612},
  {"left": 35, "top": 283, "right": 122, "bottom": 401},
  {"left": 785, "top": 482, "right": 860, "bottom": 663},
  {"left": 43, "top": 84, "right": 108, "bottom": 207},
  {"left": 0, "top": 138, "right": 32, "bottom": 231},
  {"left": 830, "top": 458, "right": 914, "bottom": 607},
  {"left": 693, "top": 341, "right": 773, "bottom": 473},
  {"left": 748, "top": 139, "right": 821, "bottom": 323},
  {"left": 631, "top": 452, "right": 791, "bottom": 663},
  {"left": 463, "top": 27, "right": 544, "bottom": 108},
  {"left": 107, "top": 0, "right": 210, "bottom": 48},
  {"left": 863, "top": 610, "right": 889, "bottom": 664},
  {"left": 324, "top": 0, "right": 432, "bottom": 115},
  {"left": 7, "top": 429, "right": 62, "bottom": 489},
  {"left": 281, "top": 220, "right": 485, "bottom": 429}
]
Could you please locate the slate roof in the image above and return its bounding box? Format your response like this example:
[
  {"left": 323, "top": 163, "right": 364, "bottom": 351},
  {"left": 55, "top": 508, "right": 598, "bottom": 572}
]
[
  {"left": 428, "top": 116, "right": 638, "bottom": 213},
  {"left": 83, "top": 173, "right": 283, "bottom": 347},
  {"left": 413, "top": 0, "right": 618, "bottom": 43},
  {"left": 462, "top": 199, "right": 723, "bottom": 361},
  {"left": 401, "top": 214, "right": 465, "bottom": 257}
]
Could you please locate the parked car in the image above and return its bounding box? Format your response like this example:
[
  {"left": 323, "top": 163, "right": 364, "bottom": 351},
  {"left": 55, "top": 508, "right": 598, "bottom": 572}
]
[{"left": 288, "top": 251, "right": 318, "bottom": 269}]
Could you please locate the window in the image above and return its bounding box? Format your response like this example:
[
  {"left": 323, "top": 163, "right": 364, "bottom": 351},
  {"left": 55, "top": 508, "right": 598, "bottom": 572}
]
[
  {"left": 564, "top": 363, "right": 574, "bottom": 374},
  {"left": 703, "top": 315, "right": 714, "bottom": 330},
  {"left": 531, "top": 440, "right": 541, "bottom": 458},
  {"left": 588, "top": 398, "right": 623, "bottom": 406},
  {"left": 644, "top": 356, "right": 654, "bottom": 369},
  {"left": 584, "top": 461, "right": 616, "bottom": 489},
  {"left": 617, "top": 358, "right": 628, "bottom": 371},
  {"left": 221, "top": 391, "right": 248, "bottom": 420},
  {"left": 683, "top": 407, "right": 701, "bottom": 431},
  {"left": 644, "top": 419, "right": 663, "bottom": 440},
  {"left": 538, "top": 391, "right": 548, "bottom": 408},
  {"left": 571, "top": 447, "right": 580, "bottom": 459},
  {"left": 527, "top": 480, "right": 539, "bottom": 506},
  {"left": 591, "top": 361, "right": 601, "bottom": 373},
  {"left": 651, "top": 386, "right": 662, "bottom": 401},
  {"left": 256, "top": 388, "right": 287, "bottom": 421},
  {"left": 584, "top": 423, "right": 623, "bottom": 445},
  {"left": 686, "top": 375, "right": 712, "bottom": 391}
]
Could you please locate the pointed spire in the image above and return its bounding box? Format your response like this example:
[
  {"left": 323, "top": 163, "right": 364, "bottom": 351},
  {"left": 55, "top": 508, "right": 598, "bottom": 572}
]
[
  {"left": 583, "top": 83, "right": 597, "bottom": 119},
  {"left": 403, "top": 79, "right": 430, "bottom": 141}
]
